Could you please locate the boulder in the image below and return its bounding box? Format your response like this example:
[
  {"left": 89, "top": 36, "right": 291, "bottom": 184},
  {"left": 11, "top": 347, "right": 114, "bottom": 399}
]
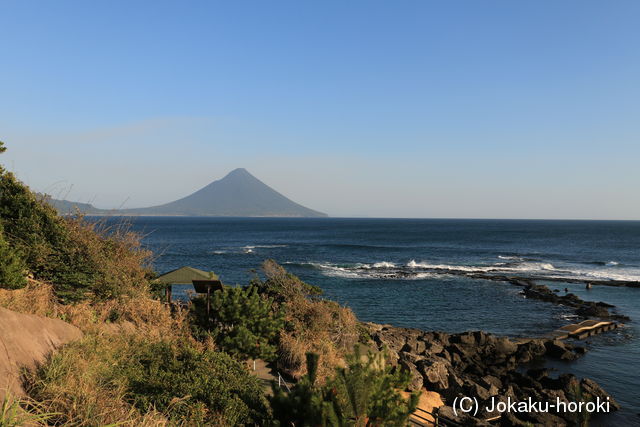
[
  {"left": 417, "top": 357, "right": 451, "bottom": 392},
  {"left": 451, "top": 332, "right": 476, "bottom": 347},
  {"left": 465, "top": 380, "right": 492, "bottom": 401},
  {"left": 580, "top": 378, "right": 621, "bottom": 410},
  {"left": 473, "top": 330, "right": 488, "bottom": 346},
  {"left": 437, "top": 405, "right": 491, "bottom": 426},
  {"left": 399, "top": 351, "right": 422, "bottom": 365},
  {"left": 544, "top": 339, "right": 577, "bottom": 360},
  {"left": 479, "top": 375, "right": 503, "bottom": 391},
  {"left": 398, "top": 359, "right": 423, "bottom": 392},
  {"left": 494, "top": 337, "right": 518, "bottom": 357},
  {"left": 0, "top": 307, "right": 83, "bottom": 396},
  {"left": 502, "top": 412, "right": 533, "bottom": 426},
  {"left": 424, "top": 341, "right": 444, "bottom": 355},
  {"left": 525, "top": 412, "right": 568, "bottom": 426},
  {"left": 576, "top": 303, "right": 610, "bottom": 318}
]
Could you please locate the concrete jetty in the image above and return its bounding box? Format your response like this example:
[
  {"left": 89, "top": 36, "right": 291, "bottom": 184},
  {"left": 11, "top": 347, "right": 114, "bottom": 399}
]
[{"left": 547, "top": 319, "right": 620, "bottom": 340}]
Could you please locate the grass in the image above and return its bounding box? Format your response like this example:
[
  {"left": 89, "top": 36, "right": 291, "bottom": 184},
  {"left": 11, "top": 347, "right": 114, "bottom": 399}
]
[
  {"left": 0, "top": 391, "right": 57, "bottom": 427},
  {"left": 257, "top": 260, "right": 359, "bottom": 381},
  {"left": 25, "top": 333, "right": 268, "bottom": 426}
]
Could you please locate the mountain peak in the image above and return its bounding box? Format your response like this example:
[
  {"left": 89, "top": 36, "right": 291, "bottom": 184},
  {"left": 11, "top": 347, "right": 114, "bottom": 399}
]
[
  {"left": 117, "top": 168, "right": 327, "bottom": 217},
  {"left": 225, "top": 168, "right": 251, "bottom": 178}
]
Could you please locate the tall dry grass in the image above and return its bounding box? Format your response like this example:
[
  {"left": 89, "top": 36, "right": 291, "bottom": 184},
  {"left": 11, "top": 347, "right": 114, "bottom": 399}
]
[
  {"left": 260, "top": 261, "right": 359, "bottom": 381},
  {"left": 279, "top": 299, "right": 358, "bottom": 381},
  {"left": 0, "top": 280, "right": 58, "bottom": 318},
  {"left": 0, "top": 278, "right": 190, "bottom": 340},
  {"left": 57, "top": 215, "right": 155, "bottom": 301},
  {"left": 0, "top": 280, "right": 210, "bottom": 426}
]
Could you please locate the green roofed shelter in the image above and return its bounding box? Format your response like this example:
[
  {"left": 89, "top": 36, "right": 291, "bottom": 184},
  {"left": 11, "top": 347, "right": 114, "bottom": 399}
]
[
  {"left": 156, "top": 266, "right": 218, "bottom": 285},
  {"left": 156, "top": 266, "right": 222, "bottom": 306}
]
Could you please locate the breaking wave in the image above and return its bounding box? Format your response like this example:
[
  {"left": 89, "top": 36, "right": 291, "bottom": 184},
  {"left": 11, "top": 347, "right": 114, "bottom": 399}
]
[{"left": 285, "top": 258, "right": 640, "bottom": 283}]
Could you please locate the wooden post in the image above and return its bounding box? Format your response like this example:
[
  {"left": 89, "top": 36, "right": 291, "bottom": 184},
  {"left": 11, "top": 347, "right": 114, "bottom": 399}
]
[{"left": 206, "top": 284, "right": 211, "bottom": 319}]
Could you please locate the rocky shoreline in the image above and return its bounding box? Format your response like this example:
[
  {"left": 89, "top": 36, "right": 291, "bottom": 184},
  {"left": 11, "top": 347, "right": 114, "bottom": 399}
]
[
  {"left": 509, "top": 279, "right": 630, "bottom": 322},
  {"left": 366, "top": 323, "right": 619, "bottom": 426}
]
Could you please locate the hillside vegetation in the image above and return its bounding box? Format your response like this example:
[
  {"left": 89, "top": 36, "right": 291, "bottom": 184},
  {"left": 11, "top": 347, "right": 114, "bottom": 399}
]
[{"left": 0, "top": 141, "right": 417, "bottom": 426}]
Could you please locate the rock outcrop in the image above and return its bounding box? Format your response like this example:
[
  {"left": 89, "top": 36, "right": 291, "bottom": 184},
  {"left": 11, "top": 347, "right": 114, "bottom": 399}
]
[
  {"left": 366, "top": 323, "right": 618, "bottom": 426},
  {"left": 511, "top": 280, "right": 629, "bottom": 321},
  {"left": 0, "top": 307, "right": 82, "bottom": 396}
]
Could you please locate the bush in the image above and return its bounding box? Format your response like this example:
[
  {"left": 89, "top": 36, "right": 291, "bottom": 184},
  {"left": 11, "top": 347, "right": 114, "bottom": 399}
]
[
  {"left": 328, "top": 348, "right": 419, "bottom": 426},
  {"left": 122, "top": 340, "right": 269, "bottom": 425},
  {"left": 255, "top": 261, "right": 358, "bottom": 380},
  {"left": 254, "top": 259, "right": 323, "bottom": 302},
  {"left": 269, "top": 353, "right": 327, "bottom": 425},
  {"left": 270, "top": 349, "right": 419, "bottom": 426},
  {"left": 28, "top": 334, "right": 268, "bottom": 426},
  {"left": 191, "top": 285, "right": 284, "bottom": 361},
  {"left": 0, "top": 142, "right": 153, "bottom": 302},
  {"left": 0, "top": 224, "right": 27, "bottom": 289}
]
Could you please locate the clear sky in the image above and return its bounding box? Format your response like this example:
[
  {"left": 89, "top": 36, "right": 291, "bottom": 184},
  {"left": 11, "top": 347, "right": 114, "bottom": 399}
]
[{"left": 1, "top": 0, "right": 639, "bottom": 219}]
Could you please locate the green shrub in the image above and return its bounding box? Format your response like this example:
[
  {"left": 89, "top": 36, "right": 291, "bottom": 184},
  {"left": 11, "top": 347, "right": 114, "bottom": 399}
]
[
  {"left": 270, "top": 349, "right": 418, "bottom": 426},
  {"left": 329, "top": 348, "right": 419, "bottom": 426},
  {"left": 192, "top": 285, "right": 284, "bottom": 361},
  {"left": 0, "top": 224, "right": 27, "bottom": 289},
  {"left": 29, "top": 334, "right": 268, "bottom": 426},
  {"left": 0, "top": 142, "right": 153, "bottom": 302},
  {"left": 269, "top": 353, "right": 327, "bottom": 425},
  {"left": 122, "top": 340, "right": 269, "bottom": 425},
  {"left": 253, "top": 259, "right": 323, "bottom": 302}
]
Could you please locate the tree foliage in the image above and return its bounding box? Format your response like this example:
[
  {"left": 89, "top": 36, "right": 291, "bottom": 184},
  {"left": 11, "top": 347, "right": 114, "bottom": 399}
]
[
  {"left": 193, "top": 285, "right": 285, "bottom": 361},
  {"left": 0, "top": 223, "right": 27, "bottom": 289},
  {"left": 270, "top": 349, "right": 419, "bottom": 426},
  {"left": 269, "top": 353, "right": 330, "bottom": 425}
]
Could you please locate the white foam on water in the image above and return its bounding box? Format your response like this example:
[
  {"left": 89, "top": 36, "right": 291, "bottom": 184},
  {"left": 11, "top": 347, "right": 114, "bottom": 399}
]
[
  {"left": 498, "top": 255, "right": 524, "bottom": 261},
  {"left": 370, "top": 261, "right": 396, "bottom": 268},
  {"left": 411, "top": 272, "right": 439, "bottom": 280},
  {"left": 289, "top": 258, "right": 640, "bottom": 283}
]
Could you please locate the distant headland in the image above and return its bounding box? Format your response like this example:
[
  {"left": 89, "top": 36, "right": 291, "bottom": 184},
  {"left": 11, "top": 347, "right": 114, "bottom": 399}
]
[{"left": 45, "top": 168, "right": 328, "bottom": 218}]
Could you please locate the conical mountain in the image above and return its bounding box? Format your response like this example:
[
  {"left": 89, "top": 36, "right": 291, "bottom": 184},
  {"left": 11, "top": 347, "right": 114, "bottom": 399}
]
[{"left": 120, "top": 168, "right": 327, "bottom": 217}]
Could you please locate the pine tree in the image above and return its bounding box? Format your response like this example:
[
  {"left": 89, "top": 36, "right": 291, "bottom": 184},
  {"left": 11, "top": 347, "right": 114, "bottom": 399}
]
[
  {"left": 209, "top": 285, "right": 284, "bottom": 361},
  {"left": 328, "top": 348, "right": 419, "bottom": 426},
  {"left": 269, "top": 349, "right": 419, "bottom": 426},
  {"left": 270, "top": 353, "right": 331, "bottom": 426}
]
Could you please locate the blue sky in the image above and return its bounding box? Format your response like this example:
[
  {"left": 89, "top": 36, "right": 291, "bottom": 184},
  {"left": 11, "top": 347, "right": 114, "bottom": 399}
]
[{"left": 1, "top": 0, "right": 639, "bottom": 218}]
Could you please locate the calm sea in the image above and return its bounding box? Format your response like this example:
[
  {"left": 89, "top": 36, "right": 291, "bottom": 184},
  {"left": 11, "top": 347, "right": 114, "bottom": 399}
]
[{"left": 112, "top": 217, "right": 640, "bottom": 425}]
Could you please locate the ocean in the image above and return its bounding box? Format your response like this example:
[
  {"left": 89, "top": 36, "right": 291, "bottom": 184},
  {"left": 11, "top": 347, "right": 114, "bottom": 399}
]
[{"left": 116, "top": 217, "right": 640, "bottom": 425}]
